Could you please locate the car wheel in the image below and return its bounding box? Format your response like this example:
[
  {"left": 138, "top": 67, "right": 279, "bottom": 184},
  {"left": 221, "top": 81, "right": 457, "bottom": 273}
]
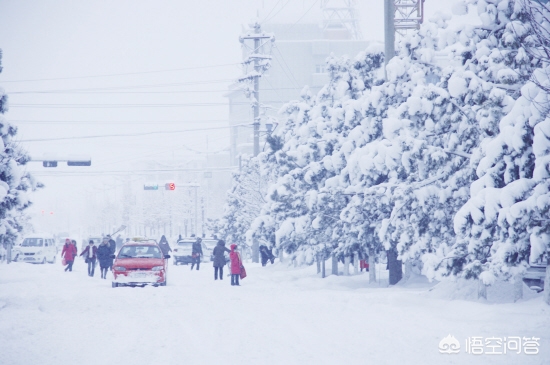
[
  {"left": 41, "top": 257, "right": 46, "bottom": 264},
  {"left": 112, "top": 282, "right": 118, "bottom": 288},
  {"left": 49, "top": 256, "right": 56, "bottom": 264},
  {"left": 161, "top": 277, "right": 167, "bottom": 286}
]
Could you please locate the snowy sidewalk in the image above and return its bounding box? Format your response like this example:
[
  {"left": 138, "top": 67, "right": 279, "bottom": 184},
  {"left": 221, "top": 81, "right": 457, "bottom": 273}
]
[{"left": 0, "top": 259, "right": 548, "bottom": 365}]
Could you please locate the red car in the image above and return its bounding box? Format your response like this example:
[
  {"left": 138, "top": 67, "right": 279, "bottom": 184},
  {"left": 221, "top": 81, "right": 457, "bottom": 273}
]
[{"left": 111, "top": 241, "right": 170, "bottom": 287}]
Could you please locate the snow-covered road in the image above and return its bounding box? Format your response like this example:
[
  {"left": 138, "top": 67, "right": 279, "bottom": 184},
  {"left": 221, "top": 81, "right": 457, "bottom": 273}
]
[{"left": 0, "top": 258, "right": 548, "bottom": 365}]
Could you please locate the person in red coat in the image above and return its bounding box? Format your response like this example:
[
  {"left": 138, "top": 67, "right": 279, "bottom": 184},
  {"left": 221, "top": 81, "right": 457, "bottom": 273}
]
[
  {"left": 229, "top": 244, "right": 242, "bottom": 286},
  {"left": 80, "top": 240, "right": 98, "bottom": 277},
  {"left": 61, "top": 239, "right": 77, "bottom": 272}
]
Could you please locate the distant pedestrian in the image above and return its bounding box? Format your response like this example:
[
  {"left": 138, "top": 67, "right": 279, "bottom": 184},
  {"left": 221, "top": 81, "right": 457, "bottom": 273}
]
[
  {"left": 259, "top": 244, "right": 275, "bottom": 267},
  {"left": 190, "top": 237, "right": 203, "bottom": 270},
  {"left": 158, "top": 235, "right": 172, "bottom": 256},
  {"left": 115, "top": 235, "right": 123, "bottom": 251},
  {"left": 97, "top": 237, "right": 112, "bottom": 279},
  {"left": 212, "top": 240, "right": 230, "bottom": 280},
  {"left": 71, "top": 240, "right": 78, "bottom": 257},
  {"left": 61, "top": 239, "right": 77, "bottom": 272},
  {"left": 80, "top": 240, "right": 97, "bottom": 277},
  {"left": 229, "top": 244, "right": 242, "bottom": 286},
  {"left": 107, "top": 235, "right": 116, "bottom": 270}
]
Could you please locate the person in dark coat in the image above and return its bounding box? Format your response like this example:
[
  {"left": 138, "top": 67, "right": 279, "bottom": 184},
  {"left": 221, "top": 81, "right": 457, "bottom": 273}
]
[
  {"left": 106, "top": 235, "right": 116, "bottom": 270},
  {"left": 80, "top": 240, "right": 97, "bottom": 277},
  {"left": 212, "top": 240, "right": 230, "bottom": 280},
  {"left": 61, "top": 239, "right": 77, "bottom": 272},
  {"left": 158, "top": 235, "right": 172, "bottom": 256},
  {"left": 259, "top": 244, "right": 275, "bottom": 266},
  {"left": 190, "top": 237, "right": 203, "bottom": 270},
  {"left": 97, "top": 238, "right": 112, "bottom": 279},
  {"left": 229, "top": 244, "right": 242, "bottom": 286}
]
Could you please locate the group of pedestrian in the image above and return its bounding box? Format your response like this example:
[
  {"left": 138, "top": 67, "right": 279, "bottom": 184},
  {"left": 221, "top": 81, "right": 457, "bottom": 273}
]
[
  {"left": 212, "top": 240, "right": 244, "bottom": 286},
  {"left": 61, "top": 235, "right": 117, "bottom": 279}
]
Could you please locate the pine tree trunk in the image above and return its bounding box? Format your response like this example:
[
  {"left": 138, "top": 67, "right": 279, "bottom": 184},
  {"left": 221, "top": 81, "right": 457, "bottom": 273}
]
[
  {"left": 316, "top": 254, "right": 321, "bottom": 274},
  {"left": 321, "top": 256, "right": 326, "bottom": 278},
  {"left": 353, "top": 253, "right": 359, "bottom": 275},
  {"left": 344, "top": 255, "right": 351, "bottom": 276},
  {"left": 544, "top": 254, "right": 550, "bottom": 305},
  {"left": 514, "top": 274, "right": 523, "bottom": 302},
  {"left": 369, "top": 248, "right": 376, "bottom": 284},
  {"left": 332, "top": 254, "right": 338, "bottom": 276},
  {"left": 278, "top": 249, "right": 284, "bottom": 263},
  {"left": 478, "top": 279, "right": 487, "bottom": 300},
  {"left": 403, "top": 259, "right": 412, "bottom": 283},
  {"left": 251, "top": 240, "right": 259, "bottom": 263},
  {"left": 387, "top": 249, "right": 402, "bottom": 285}
]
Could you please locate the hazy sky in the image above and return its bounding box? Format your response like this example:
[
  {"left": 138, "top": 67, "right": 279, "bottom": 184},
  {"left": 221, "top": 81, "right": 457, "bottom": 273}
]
[{"left": 0, "top": 0, "right": 460, "bottom": 235}]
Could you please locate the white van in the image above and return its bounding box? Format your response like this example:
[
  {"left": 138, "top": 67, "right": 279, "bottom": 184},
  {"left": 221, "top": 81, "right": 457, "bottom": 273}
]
[{"left": 14, "top": 234, "right": 57, "bottom": 264}]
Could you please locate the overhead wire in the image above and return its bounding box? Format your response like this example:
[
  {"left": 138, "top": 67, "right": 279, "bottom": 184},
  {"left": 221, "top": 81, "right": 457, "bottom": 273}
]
[
  {"left": 0, "top": 63, "right": 241, "bottom": 83},
  {"left": 17, "top": 123, "right": 249, "bottom": 142}
]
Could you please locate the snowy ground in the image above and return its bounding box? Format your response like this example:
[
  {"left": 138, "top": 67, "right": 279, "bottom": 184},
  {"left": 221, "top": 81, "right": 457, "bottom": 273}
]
[{"left": 0, "top": 257, "right": 548, "bottom": 365}]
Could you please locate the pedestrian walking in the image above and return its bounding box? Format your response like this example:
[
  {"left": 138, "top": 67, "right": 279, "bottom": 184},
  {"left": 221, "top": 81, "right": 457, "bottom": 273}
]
[
  {"left": 97, "top": 237, "right": 113, "bottom": 279},
  {"left": 61, "top": 239, "right": 77, "bottom": 272},
  {"left": 158, "top": 235, "right": 172, "bottom": 256},
  {"left": 259, "top": 244, "right": 275, "bottom": 266},
  {"left": 80, "top": 240, "right": 97, "bottom": 277},
  {"left": 190, "top": 237, "right": 203, "bottom": 270},
  {"left": 107, "top": 235, "right": 116, "bottom": 270},
  {"left": 212, "top": 240, "right": 230, "bottom": 280},
  {"left": 229, "top": 244, "right": 242, "bottom": 286}
]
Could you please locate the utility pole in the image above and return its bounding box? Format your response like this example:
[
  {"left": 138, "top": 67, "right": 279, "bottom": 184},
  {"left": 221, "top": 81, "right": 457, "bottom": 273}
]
[
  {"left": 238, "top": 21, "right": 274, "bottom": 157},
  {"left": 384, "top": 0, "right": 395, "bottom": 78}
]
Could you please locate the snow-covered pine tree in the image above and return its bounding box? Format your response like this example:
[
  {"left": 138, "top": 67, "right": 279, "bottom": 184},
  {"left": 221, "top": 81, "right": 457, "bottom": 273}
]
[
  {"left": 0, "top": 49, "right": 41, "bottom": 257},
  {"left": 249, "top": 47, "right": 384, "bottom": 268},
  {"left": 216, "top": 157, "right": 268, "bottom": 248},
  {"left": 448, "top": 0, "right": 546, "bottom": 284}
]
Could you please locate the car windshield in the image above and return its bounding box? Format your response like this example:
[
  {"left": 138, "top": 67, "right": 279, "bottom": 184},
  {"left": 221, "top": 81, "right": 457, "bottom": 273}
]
[
  {"left": 22, "top": 238, "right": 44, "bottom": 247},
  {"left": 177, "top": 241, "right": 194, "bottom": 248},
  {"left": 118, "top": 245, "right": 162, "bottom": 259}
]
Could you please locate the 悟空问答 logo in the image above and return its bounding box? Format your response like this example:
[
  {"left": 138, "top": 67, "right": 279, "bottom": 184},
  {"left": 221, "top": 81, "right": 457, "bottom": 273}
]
[{"left": 439, "top": 334, "right": 461, "bottom": 354}]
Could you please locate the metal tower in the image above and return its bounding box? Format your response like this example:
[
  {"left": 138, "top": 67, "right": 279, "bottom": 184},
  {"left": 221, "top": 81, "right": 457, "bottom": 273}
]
[
  {"left": 321, "top": 0, "right": 363, "bottom": 40},
  {"left": 394, "top": 0, "right": 425, "bottom": 38}
]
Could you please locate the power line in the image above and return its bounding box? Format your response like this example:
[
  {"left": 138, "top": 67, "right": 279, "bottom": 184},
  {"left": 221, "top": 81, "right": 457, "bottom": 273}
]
[
  {"left": 9, "top": 86, "right": 312, "bottom": 95},
  {"left": 11, "top": 119, "right": 247, "bottom": 125},
  {"left": 17, "top": 123, "right": 249, "bottom": 142},
  {"left": 0, "top": 63, "right": 241, "bottom": 83},
  {"left": 7, "top": 78, "right": 236, "bottom": 93},
  {"left": 11, "top": 102, "right": 244, "bottom": 109}
]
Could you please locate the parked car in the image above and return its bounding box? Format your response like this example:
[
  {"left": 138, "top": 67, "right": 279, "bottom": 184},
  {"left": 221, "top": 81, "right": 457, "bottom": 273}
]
[
  {"left": 172, "top": 238, "right": 209, "bottom": 265},
  {"left": 111, "top": 240, "right": 170, "bottom": 287},
  {"left": 523, "top": 252, "right": 548, "bottom": 292},
  {"left": 13, "top": 233, "right": 57, "bottom": 264}
]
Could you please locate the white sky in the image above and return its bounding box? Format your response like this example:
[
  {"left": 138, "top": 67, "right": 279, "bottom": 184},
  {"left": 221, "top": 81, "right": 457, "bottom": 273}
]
[{"left": 0, "top": 0, "right": 460, "bottom": 235}]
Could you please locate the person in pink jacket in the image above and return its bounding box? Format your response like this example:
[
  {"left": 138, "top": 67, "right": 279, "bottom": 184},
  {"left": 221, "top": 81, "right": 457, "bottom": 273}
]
[
  {"left": 61, "top": 239, "right": 77, "bottom": 272},
  {"left": 229, "top": 244, "right": 242, "bottom": 286}
]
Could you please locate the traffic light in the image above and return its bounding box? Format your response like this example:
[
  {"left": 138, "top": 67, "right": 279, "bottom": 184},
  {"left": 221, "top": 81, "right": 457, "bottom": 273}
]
[
  {"left": 165, "top": 183, "right": 176, "bottom": 191},
  {"left": 67, "top": 160, "right": 91, "bottom": 166},
  {"left": 144, "top": 184, "right": 159, "bottom": 191}
]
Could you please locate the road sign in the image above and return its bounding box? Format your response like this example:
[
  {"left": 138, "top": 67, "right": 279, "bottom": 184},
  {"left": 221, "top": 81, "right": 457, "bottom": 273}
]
[{"left": 43, "top": 161, "right": 58, "bottom": 167}]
